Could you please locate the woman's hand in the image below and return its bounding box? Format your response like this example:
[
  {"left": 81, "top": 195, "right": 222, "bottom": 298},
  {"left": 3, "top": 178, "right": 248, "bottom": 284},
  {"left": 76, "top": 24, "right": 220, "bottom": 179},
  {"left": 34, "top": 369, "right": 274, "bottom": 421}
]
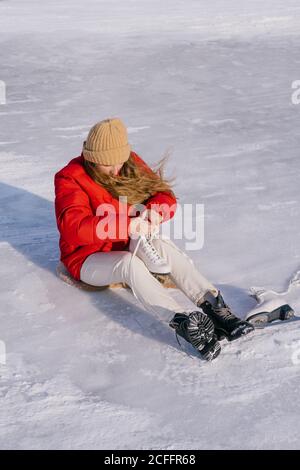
[
  {"left": 128, "top": 210, "right": 161, "bottom": 239},
  {"left": 128, "top": 216, "right": 155, "bottom": 239},
  {"left": 146, "top": 208, "right": 163, "bottom": 226}
]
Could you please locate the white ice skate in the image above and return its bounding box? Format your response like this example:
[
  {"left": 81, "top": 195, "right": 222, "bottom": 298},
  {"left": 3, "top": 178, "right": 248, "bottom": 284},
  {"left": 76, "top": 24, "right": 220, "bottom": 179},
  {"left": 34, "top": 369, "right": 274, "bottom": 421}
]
[
  {"left": 246, "top": 288, "right": 295, "bottom": 328},
  {"left": 129, "top": 235, "right": 171, "bottom": 275}
]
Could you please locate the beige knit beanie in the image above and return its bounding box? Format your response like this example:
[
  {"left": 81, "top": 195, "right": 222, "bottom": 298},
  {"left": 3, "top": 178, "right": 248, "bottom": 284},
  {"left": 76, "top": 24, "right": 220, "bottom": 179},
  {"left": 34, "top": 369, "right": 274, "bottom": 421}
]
[{"left": 82, "top": 118, "right": 131, "bottom": 165}]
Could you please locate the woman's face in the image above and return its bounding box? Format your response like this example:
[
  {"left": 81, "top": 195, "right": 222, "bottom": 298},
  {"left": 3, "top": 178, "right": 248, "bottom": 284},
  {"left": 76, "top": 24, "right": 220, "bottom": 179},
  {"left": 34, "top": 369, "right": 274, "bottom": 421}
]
[{"left": 96, "top": 163, "right": 123, "bottom": 176}]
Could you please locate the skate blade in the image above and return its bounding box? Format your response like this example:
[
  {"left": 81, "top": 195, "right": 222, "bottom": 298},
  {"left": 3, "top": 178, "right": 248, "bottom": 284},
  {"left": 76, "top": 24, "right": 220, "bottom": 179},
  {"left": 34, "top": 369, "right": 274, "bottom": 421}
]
[
  {"left": 247, "top": 304, "right": 295, "bottom": 328},
  {"left": 246, "top": 313, "right": 269, "bottom": 328},
  {"left": 150, "top": 270, "right": 171, "bottom": 275}
]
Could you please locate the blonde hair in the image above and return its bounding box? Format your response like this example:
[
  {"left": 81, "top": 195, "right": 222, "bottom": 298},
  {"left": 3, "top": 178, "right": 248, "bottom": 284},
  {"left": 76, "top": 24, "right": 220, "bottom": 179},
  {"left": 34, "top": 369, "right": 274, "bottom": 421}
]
[{"left": 84, "top": 151, "right": 177, "bottom": 206}]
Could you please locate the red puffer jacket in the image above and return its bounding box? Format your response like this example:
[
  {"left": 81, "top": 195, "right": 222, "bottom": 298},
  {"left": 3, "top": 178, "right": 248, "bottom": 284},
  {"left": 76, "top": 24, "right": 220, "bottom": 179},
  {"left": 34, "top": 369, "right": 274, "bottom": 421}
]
[{"left": 54, "top": 151, "right": 177, "bottom": 280}]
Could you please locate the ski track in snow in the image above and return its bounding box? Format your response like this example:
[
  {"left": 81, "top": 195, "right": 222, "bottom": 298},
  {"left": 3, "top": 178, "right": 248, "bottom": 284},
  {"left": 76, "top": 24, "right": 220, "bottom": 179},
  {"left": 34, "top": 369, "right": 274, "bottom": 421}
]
[{"left": 0, "top": 0, "right": 300, "bottom": 450}]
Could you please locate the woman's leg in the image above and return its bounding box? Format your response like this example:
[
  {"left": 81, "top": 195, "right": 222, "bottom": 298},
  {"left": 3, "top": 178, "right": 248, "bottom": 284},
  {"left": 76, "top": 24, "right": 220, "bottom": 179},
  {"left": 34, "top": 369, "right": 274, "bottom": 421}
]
[
  {"left": 151, "top": 237, "right": 218, "bottom": 306},
  {"left": 80, "top": 250, "right": 189, "bottom": 321}
]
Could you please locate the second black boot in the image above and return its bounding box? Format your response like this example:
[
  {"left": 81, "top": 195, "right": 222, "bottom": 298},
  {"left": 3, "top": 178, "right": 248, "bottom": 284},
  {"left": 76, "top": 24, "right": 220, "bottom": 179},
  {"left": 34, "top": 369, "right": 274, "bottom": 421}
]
[{"left": 198, "top": 291, "right": 254, "bottom": 342}]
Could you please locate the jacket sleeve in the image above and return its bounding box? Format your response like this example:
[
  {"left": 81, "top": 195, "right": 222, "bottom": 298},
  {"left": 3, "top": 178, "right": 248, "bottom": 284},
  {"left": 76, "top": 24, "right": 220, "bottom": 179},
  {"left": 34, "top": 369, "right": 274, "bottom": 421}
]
[
  {"left": 132, "top": 153, "right": 177, "bottom": 222},
  {"left": 145, "top": 191, "right": 177, "bottom": 222},
  {"left": 54, "top": 173, "right": 130, "bottom": 245}
]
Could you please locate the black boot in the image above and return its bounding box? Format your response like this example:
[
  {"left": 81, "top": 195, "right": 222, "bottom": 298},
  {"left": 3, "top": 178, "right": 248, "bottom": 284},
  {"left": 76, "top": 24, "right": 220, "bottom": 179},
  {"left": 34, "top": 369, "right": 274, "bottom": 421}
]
[
  {"left": 169, "top": 311, "right": 221, "bottom": 361},
  {"left": 199, "top": 291, "right": 254, "bottom": 342}
]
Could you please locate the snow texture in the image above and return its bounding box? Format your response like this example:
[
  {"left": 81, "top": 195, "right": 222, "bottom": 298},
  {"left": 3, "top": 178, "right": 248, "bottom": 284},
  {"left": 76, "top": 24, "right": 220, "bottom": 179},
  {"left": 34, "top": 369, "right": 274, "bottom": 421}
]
[{"left": 0, "top": 0, "right": 300, "bottom": 450}]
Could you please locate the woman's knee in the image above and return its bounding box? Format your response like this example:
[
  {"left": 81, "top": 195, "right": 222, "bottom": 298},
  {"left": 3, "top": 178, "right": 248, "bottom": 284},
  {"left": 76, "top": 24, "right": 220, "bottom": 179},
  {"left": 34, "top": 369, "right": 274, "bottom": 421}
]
[
  {"left": 153, "top": 237, "right": 194, "bottom": 267},
  {"left": 120, "top": 252, "right": 149, "bottom": 282}
]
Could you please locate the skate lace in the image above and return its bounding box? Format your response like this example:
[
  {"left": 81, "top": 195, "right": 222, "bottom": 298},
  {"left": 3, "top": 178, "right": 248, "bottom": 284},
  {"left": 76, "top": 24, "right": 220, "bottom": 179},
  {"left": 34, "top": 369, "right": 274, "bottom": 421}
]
[
  {"left": 213, "top": 304, "right": 235, "bottom": 320},
  {"left": 141, "top": 237, "right": 164, "bottom": 264}
]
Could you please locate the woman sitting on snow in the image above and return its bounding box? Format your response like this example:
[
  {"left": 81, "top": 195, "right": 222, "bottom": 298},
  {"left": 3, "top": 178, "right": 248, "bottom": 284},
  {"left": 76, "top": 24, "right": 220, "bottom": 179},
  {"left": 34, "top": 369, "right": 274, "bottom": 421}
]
[{"left": 54, "top": 117, "right": 254, "bottom": 361}]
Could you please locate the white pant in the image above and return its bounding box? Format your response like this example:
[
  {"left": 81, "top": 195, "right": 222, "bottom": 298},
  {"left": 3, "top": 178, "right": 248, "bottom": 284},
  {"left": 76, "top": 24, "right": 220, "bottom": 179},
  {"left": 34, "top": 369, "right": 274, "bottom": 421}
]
[{"left": 80, "top": 237, "right": 218, "bottom": 321}]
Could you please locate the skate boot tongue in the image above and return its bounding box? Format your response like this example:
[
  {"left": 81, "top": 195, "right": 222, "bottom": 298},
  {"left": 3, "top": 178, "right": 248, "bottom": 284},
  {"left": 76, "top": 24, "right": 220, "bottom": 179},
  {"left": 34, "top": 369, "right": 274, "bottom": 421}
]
[
  {"left": 142, "top": 237, "right": 171, "bottom": 273},
  {"left": 143, "top": 237, "right": 163, "bottom": 262}
]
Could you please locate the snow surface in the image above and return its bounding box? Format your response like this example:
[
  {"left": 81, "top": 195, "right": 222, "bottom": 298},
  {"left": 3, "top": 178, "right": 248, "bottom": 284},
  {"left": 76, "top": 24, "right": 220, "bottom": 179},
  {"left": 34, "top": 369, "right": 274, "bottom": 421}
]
[{"left": 1, "top": 0, "right": 300, "bottom": 450}]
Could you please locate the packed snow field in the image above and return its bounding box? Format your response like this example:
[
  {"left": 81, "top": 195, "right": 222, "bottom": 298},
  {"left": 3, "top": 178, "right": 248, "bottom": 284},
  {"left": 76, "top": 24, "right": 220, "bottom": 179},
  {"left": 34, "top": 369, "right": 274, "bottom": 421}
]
[{"left": 1, "top": 0, "right": 300, "bottom": 449}]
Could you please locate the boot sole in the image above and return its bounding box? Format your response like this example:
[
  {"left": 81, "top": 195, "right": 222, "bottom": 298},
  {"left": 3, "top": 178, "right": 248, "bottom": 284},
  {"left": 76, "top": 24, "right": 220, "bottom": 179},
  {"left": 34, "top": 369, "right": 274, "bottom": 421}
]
[
  {"left": 187, "top": 312, "right": 216, "bottom": 353},
  {"left": 246, "top": 304, "right": 295, "bottom": 328},
  {"left": 170, "top": 311, "right": 221, "bottom": 360},
  {"left": 150, "top": 270, "right": 171, "bottom": 275},
  {"left": 201, "top": 336, "right": 222, "bottom": 361}
]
